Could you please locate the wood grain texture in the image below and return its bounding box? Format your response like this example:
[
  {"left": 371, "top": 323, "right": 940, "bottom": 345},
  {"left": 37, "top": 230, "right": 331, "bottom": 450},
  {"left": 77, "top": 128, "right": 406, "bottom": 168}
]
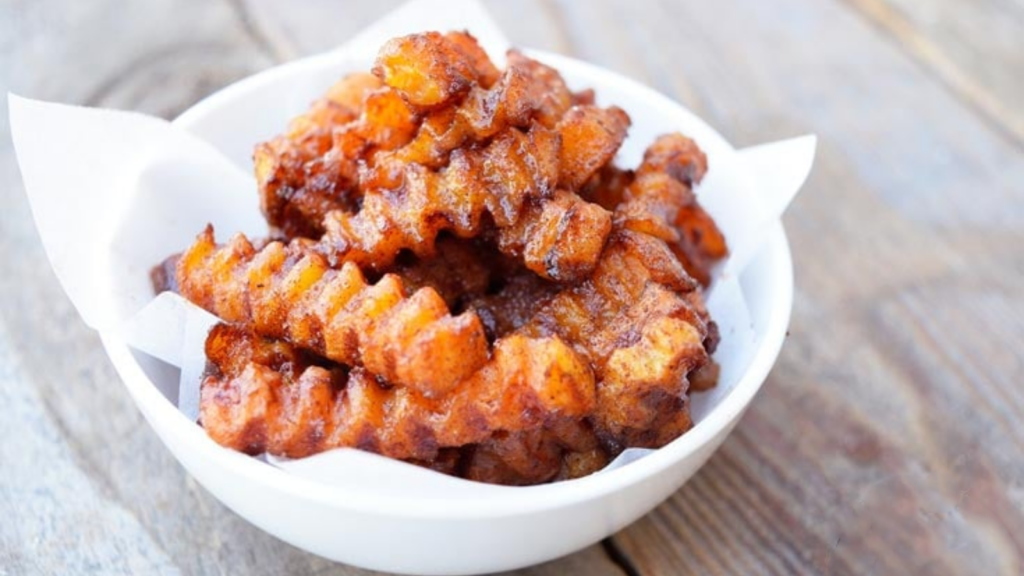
[
  {"left": 842, "top": 0, "right": 1024, "bottom": 148},
  {"left": 1, "top": 0, "right": 1022, "bottom": 574},
  {"left": 543, "top": 0, "right": 1024, "bottom": 574}
]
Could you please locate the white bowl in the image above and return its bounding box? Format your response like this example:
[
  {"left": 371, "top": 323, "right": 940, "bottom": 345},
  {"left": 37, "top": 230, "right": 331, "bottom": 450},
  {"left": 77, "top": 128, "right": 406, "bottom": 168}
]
[{"left": 98, "top": 49, "right": 793, "bottom": 575}]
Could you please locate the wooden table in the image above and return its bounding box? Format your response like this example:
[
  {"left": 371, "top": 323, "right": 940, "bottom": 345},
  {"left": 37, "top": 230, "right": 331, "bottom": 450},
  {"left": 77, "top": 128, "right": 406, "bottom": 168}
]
[{"left": 2, "top": 0, "right": 1021, "bottom": 574}]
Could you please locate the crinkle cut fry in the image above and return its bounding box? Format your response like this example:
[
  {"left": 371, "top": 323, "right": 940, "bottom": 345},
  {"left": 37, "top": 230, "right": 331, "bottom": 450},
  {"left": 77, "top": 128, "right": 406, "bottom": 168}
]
[
  {"left": 493, "top": 135, "right": 724, "bottom": 449},
  {"left": 168, "top": 30, "right": 732, "bottom": 483},
  {"left": 520, "top": 230, "right": 710, "bottom": 448},
  {"left": 258, "top": 30, "right": 630, "bottom": 285},
  {"left": 322, "top": 107, "right": 628, "bottom": 282},
  {"left": 257, "top": 45, "right": 569, "bottom": 241},
  {"left": 370, "top": 46, "right": 577, "bottom": 171},
  {"left": 256, "top": 74, "right": 426, "bottom": 238},
  {"left": 391, "top": 236, "right": 503, "bottom": 310},
  {"left": 497, "top": 134, "right": 725, "bottom": 446},
  {"left": 463, "top": 418, "right": 610, "bottom": 485},
  {"left": 615, "top": 133, "right": 728, "bottom": 287},
  {"left": 199, "top": 323, "right": 596, "bottom": 464},
  {"left": 176, "top": 226, "right": 489, "bottom": 398},
  {"left": 254, "top": 73, "right": 385, "bottom": 238},
  {"left": 258, "top": 30, "right": 504, "bottom": 239},
  {"left": 373, "top": 31, "right": 485, "bottom": 108}
]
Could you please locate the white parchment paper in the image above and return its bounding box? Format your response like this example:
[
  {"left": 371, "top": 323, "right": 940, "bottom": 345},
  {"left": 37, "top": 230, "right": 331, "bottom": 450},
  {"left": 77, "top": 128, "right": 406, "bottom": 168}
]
[{"left": 9, "top": 0, "right": 815, "bottom": 490}]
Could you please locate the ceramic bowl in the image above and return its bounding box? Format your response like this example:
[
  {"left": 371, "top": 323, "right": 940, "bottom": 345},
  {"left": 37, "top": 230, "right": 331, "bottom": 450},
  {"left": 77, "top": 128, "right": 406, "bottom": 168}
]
[{"left": 98, "top": 48, "right": 793, "bottom": 575}]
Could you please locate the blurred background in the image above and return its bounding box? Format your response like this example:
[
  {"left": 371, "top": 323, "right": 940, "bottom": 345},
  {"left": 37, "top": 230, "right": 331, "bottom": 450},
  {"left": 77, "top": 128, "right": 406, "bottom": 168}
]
[{"left": 1, "top": 0, "right": 1022, "bottom": 574}]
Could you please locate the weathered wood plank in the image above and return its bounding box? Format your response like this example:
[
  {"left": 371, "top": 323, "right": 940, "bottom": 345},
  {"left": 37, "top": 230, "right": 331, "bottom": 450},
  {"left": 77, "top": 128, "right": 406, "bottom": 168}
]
[{"left": 843, "top": 0, "right": 1024, "bottom": 147}]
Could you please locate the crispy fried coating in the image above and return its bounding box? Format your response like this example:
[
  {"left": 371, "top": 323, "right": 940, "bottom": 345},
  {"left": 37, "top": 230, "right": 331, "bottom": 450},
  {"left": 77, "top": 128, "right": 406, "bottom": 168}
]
[
  {"left": 177, "top": 227, "right": 488, "bottom": 398},
  {"left": 200, "top": 323, "right": 596, "bottom": 462},
  {"left": 496, "top": 188, "right": 613, "bottom": 282},
  {"left": 321, "top": 121, "right": 557, "bottom": 265},
  {"left": 616, "top": 133, "right": 728, "bottom": 286},
  {"left": 392, "top": 236, "right": 500, "bottom": 309},
  {"left": 373, "top": 32, "right": 479, "bottom": 108},
  {"left": 371, "top": 49, "right": 576, "bottom": 171},
  {"left": 557, "top": 105, "right": 631, "bottom": 190},
  {"left": 466, "top": 270, "right": 559, "bottom": 340},
  {"left": 254, "top": 98, "right": 359, "bottom": 238},
  {"left": 580, "top": 165, "right": 635, "bottom": 210},
  {"left": 322, "top": 120, "right": 615, "bottom": 282},
  {"left": 520, "top": 231, "right": 709, "bottom": 447},
  {"left": 504, "top": 50, "right": 575, "bottom": 128},
  {"left": 255, "top": 74, "right": 421, "bottom": 238},
  {"left": 323, "top": 108, "right": 625, "bottom": 282},
  {"left": 443, "top": 31, "right": 501, "bottom": 88},
  {"left": 346, "top": 86, "right": 421, "bottom": 152},
  {"left": 257, "top": 36, "right": 627, "bottom": 283}
]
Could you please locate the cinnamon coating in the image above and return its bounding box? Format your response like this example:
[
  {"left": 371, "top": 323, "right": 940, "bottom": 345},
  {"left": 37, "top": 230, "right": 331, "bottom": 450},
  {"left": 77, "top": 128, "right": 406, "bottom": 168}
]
[
  {"left": 521, "top": 231, "right": 711, "bottom": 448},
  {"left": 177, "top": 227, "right": 488, "bottom": 398},
  {"left": 616, "top": 133, "right": 728, "bottom": 286},
  {"left": 254, "top": 73, "right": 384, "bottom": 238},
  {"left": 373, "top": 31, "right": 483, "bottom": 108},
  {"left": 371, "top": 48, "right": 574, "bottom": 171},
  {"left": 322, "top": 107, "right": 625, "bottom": 282},
  {"left": 462, "top": 418, "right": 610, "bottom": 485},
  {"left": 200, "top": 323, "right": 596, "bottom": 462}
]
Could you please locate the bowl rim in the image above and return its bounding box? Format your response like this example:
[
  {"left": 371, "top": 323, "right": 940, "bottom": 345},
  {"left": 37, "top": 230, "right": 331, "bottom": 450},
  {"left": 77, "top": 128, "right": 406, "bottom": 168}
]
[{"left": 99, "top": 48, "right": 794, "bottom": 519}]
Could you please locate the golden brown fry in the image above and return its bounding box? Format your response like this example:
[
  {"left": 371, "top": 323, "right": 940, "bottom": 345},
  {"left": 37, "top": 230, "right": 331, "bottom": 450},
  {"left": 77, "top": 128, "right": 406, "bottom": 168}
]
[
  {"left": 373, "top": 32, "right": 478, "bottom": 108},
  {"left": 616, "top": 133, "right": 727, "bottom": 286},
  {"left": 321, "top": 122, "right": 559, "bottom": 268},
  {"left": 371, "top": 49, "right": 577, "bottom": 171},
  {"left": 391, "top": 236, "right": 501, "bottom": 309},
  {"left": 324, "top": 117, "right": 620, "bottom": 282},
  {"left": 504, "top": 50, "right": 574, "bottom": 128},
  {"left": 496, "top": 188, "right": 613, "bottom": 282},
  {"left": 254, "top": 96, "right": 360, "bottom": 239},
  {"left": 200, "top": 323, "right": 596, "bottom": 463},
  {"left": 466, "top": 270, "right": 558, "bottom": 340},
  {"left": 353, "top": 86, "right": 421, "bottom": 151},
  {"left": 520, "top": 230, "right": 709, "bottom": 446},
  {"left": 441, "top": 31, "right": 500, "bottom": 88},
  {"left": 322, "top": 121, "right": 558, "bottom": 256},
  {"left": 637, "top": 131, "right": 708, "bottom": 185},
  {"left": 176, "top": 227, "right": 488, "bottom": 398},
  {"left": 256, "top": 39, "right": 628, "bottom": 286},
  {"left": 255, "top": 74, "right": 418, "bottom": 238},
  {"left": 557, "top": 105, "right": 631, "bottom": 191}
]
